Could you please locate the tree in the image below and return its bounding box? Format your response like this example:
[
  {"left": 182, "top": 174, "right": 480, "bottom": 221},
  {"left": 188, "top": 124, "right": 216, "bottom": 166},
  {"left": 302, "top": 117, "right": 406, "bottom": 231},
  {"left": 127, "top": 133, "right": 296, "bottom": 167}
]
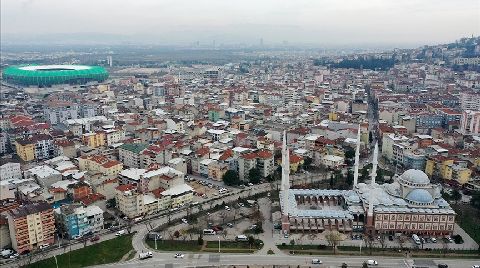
[
  {"left": 303, "top": 157, "right": 313, "bottom": 170},
  {"left": 344, "top": 148, "right": 355, "bottom": 165},
  {"left": 471, "top": 191, "right": 480, "bottom": 209},
  {"left": 325, "top": 231, "right": 343, "bottom": 254},
  {"left": 451, "top": 189, "right": 461, "bottom": 204},
  {"left": 378, "top": 233, "right": 387, "bottom": 251},
  {"left": 346, "top": 169, "right": 354, "bottom": 186},
  {"left": 329, "top": 174, "right": 335, "bottom": 188},
  {"left": 222, "top": 170, "right": 240, "bottom": 186},
  {"left": 198, "top": 235, "right": 204, "bottom": 245},
  {"left": 289, "top": 239, "right": 295, "bottom": 246},
  {"left": 248, "top": 236, "right": 255, "bottom": 249},
  {"left": 376, "top": 169, "right": 384, "bottom": 183},
  {"left": 360, "top": 166, "right": 369, "bottom": 182},
  {"left": 248, "top": 168, "right": 262, "bottom": 184},
  {"left": 362, "top": 262, "right": 369, "bottom": 268}
]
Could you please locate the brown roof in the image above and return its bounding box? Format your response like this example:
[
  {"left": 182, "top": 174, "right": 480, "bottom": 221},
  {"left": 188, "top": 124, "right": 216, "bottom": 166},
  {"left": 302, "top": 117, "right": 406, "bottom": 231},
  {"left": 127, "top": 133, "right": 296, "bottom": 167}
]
[{"left": 8, "top": 202, "right": 52, "bottom": 219}]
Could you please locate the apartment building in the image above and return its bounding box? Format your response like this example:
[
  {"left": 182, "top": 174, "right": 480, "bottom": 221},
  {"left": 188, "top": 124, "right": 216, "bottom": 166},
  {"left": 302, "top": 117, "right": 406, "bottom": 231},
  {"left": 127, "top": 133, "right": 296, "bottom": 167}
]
[
  {"left": 55, "top": 204, "right": 89, "bottom": 239},
  {"left": 7, "top": 202, "right": 55, "bottom": 254},
  {"left": 15, "top": 134, "right": 54, "bottom": 161},
  {"left": 119, "top": 143, "right": 149, "bottom": 168},
  {"left": 460, "top": 110, "right": 480, "bottom": 135},
  {"left": 78, "top": 154, "right": 123, "bottom": 176},
  {"left": 460, "top": 92, "right": 480, "bottom": 111},
  {"left": 82, "top": 132, "right": 106, "bottom": 148},
  {"left": 44, "top": 102, "right": 79, "bottom": 125},
  {"left": 0, "top": 162, "right": 22, "bottom": 181}
]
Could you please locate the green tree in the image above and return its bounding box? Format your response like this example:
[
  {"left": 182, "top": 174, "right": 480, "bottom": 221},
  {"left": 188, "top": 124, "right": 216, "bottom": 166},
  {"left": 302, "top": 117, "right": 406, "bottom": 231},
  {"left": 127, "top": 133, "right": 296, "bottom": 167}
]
[
  {"left": 248, "top": 236, "right": 255, "bottom": 249},
  {"left": 470, "top": 191, "right": 480, "bottom": 209},
  {"left": 376, "top": 169, "right": 384, "bottom": 183},
  {"left": 222, "top": 170, "right": 240, "bottom": 186},
  {"left": 248, "top": 168, "right": 262, "bottom": 184},
  {"left": 344, "top": 148, "right": 355, "bottom": 163},
  {"left": 451, "top": 189, "right": 461, "bottom": 204},
  {"left": 360, "top": 166, "right": 369, "bottom": 182},
  {"left": 303, "top": 157, "right": 313, "bottom": 170},
  {"left": 198, "top": 235, "right": 204, "bottom": 245},
  {"left": 346, "top": 169, "right": 354, "bottom": 186},
  {"left": 329, "top": 174, "right": 335, "bottom": 188}
]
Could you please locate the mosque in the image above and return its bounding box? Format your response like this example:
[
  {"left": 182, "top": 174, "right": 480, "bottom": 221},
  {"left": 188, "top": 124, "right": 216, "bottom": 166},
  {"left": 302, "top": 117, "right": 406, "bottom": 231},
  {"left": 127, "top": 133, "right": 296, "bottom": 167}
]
[{"left": 280, "top": 128, "right": 456, "bottom": 236}]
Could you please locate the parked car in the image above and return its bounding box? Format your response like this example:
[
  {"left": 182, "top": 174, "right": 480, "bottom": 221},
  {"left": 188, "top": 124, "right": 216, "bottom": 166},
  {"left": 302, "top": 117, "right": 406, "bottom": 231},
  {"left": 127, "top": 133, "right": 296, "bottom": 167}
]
[
  {"left": 116, "top": 230, "right": 126, "bottom": 236},
  {"left": 90, "top": 235, "right": 100, "bottom": 242},
  {"left": 437, "top": 264, "right": 448, "bottom": 268},
  {"left": 430, "top": 237, "right": 437, "bottom": 243},
  {"left": 39, "top": 244, "right": 50, "bottom": 250},
  {"left": 366, "top": 259, "right": 378, "bottom": 266},
  {"left": 311, "top": 258, "right": 322, "bottom": 264},
  {"left": 9, "top": 253, "right": 19, "bottom": 259},
  {"left": 181, "top": 218, "right": 188, "bottom": 224},
  {"left": 226, "top": 223, "right": 234, "bottom": 228},
  {"left": 174, "top": 253, "right": 184, "bottom": 258}
]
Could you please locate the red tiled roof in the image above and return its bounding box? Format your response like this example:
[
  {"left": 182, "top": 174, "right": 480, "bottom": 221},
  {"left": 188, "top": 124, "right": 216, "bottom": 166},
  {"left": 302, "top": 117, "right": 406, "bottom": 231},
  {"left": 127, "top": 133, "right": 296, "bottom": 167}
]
[
  {"left": 151, "top": 187, "right": 166, "bottom": 198},
  {"left": 219, "top": 149, "right": 233, "bottom": 161},
  {"left": 241, "top": 152, "right": 257, "bottom": 160},
  {"left": 257, "top": 150, "right": 273, "bottom": 159},
  {"left": 116, "top": 184, "right": 136, "bottom": 192},
  {"left": 79, "top": 193, "right": 105, "bottom": 206},
  {"left": 290, "top": 154, "right": 304, "bottom": 164}
]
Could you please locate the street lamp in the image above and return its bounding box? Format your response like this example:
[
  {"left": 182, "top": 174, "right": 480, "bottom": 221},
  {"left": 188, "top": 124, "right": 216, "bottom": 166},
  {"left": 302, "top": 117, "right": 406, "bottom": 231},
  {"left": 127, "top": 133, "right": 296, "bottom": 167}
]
[
  {"left": 154, "top": 235, "right": 157, "bottom": 250},
  {"left": 54, "top": 255, "right": 59, "bottom": 268},
  {"left": 217, "top": 236, "right": 221, "bottom": 253}
]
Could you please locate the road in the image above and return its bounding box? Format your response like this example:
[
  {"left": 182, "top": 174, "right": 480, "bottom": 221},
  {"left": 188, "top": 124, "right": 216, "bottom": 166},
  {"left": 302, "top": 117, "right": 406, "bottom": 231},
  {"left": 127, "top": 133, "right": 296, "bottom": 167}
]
[{"left": 93, "top": 253, "right": 480, "bottom": 268}]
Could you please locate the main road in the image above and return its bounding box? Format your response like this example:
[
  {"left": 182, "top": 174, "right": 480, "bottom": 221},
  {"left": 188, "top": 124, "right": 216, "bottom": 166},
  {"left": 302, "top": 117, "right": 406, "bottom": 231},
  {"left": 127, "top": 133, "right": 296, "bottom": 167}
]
[{"left": 94, "top": 253, "right": 480, "bottom": 268}]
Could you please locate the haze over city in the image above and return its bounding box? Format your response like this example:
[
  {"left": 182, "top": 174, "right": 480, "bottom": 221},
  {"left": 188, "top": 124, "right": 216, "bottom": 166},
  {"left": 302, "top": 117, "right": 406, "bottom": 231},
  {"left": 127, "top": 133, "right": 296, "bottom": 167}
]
[
  {"left": 1, "top": 1, "right": 480, "bottom": 268},
  {"left": 2, "top": 0, "right": 479, "bottom": 47}
]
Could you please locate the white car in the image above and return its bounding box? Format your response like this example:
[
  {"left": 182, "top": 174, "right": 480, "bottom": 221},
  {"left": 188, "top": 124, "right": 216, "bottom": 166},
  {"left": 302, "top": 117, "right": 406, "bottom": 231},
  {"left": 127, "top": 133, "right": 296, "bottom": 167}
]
[
  {"left": 9, "top": 253, "right": 19, "bottom": 259},
  {"left": 174, "top": 253, "right": 184, "bottom": 258},
  {"left": 39, "top": 244, "right": 50, "bottom": 250},
  {"left": 430, "top": 237, "right": 437, "bottom": 243},
  {"left": 225, "top": 206, "right": 230, "bottom": 211},
  {"left": 181, "top": 218, "right": 188, "bottom": 224},
  {"left": 366, "top": 259, "right": 378, "bottom": 266},
  {"left": 248, "top": 183, "right": 254, "bottom": 186},
  {"left": 311, "top": 258, "right": 322, "bottom": 264}
]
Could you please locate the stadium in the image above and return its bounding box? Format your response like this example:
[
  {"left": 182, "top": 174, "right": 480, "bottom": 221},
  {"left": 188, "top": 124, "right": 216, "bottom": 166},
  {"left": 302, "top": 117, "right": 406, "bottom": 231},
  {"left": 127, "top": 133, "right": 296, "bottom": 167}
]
[{"left": 2, "top": 65, "right": 109, "bottom": 87}]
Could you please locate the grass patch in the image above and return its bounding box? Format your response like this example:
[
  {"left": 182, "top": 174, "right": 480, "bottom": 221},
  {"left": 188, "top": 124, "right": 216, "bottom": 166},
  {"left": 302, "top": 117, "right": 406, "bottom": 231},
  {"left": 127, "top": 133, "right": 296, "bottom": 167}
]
[
  {"left": 452, "top": 204, "right": 480, "bottom": 245},
  {"left": 27, "top": 233, "right": 134, "bottom": 268},
  {"left": 205, "top": 240, "right": 262, "bottom": 250},
  {"left": 203, "top": 248, "right": 256, "bottom": 253},
  {"left": 145, "top": 239, "right": 202, "bottom": 252},
  {"left": 125, "top": 250, "right": 137, "bottom": 261}
]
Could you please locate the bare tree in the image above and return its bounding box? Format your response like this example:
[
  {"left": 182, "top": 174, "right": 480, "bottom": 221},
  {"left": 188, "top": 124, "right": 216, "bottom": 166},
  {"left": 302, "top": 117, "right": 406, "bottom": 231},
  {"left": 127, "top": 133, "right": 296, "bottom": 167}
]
[
  {"left": 378, "top": 233, "right": 387, "bottom": 251},
  {"left": 363, "top": 234, "right": 375, "bottom": 255},
  {"left": 325, "top": 231, "right": 343, "bottom": 254},
  {"left": 398, "top": 235, "right": 407, "bottom": 250}
]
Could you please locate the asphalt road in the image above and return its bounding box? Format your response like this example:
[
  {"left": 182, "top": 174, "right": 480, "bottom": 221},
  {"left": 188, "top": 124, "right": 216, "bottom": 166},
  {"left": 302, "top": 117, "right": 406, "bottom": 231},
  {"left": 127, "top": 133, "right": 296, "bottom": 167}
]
[{"left": 94, "top": 253, "right": 480, "bottom": 268}]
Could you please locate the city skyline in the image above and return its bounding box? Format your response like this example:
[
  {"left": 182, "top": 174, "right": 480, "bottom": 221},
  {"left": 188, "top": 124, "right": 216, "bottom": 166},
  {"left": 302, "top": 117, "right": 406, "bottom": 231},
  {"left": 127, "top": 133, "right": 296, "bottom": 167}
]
[{"left": 1, "top": 0, "right": 479, "bottom": 47}]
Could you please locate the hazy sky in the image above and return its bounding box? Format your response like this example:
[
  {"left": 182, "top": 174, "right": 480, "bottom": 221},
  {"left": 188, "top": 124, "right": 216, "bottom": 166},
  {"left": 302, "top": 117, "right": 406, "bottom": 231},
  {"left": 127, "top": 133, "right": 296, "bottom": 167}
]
[{"left": 1, "top": 0, "right": 479, "bottom": 46}]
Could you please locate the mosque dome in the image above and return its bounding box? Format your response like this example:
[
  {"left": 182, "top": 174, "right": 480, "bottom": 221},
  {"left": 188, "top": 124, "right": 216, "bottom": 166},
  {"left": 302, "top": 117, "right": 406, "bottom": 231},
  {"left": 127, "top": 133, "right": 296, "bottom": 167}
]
[
  {"left": 405, "top": 189, "right": 434, "bottom": 204},
  {"left": 400, "top": 169, "right": 430, "bottom": 185}
]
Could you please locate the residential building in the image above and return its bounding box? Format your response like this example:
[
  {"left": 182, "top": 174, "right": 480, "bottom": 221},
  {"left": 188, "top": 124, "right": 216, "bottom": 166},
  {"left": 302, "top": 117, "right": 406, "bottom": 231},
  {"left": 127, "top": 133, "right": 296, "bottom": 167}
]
[
  {"left": 85, "top": 205, "right": 104, "bottom": 233},
  {"left": 43, "top": 102, "right": 79, "bottom": 125},
  {"left": 0, "top": 162, "right": 22, "bottom": 181},
  {"left": 119, "top": 143, "right": 148, "bottom": 168},
  {"left": 82, "top": 132, "right": 106, "bottom": 148},
  {"left": 7, "top": 202, "right": 55, "bottom": 254},
  {"left": 460, "top": 110, "right": 480, "bottom": 135},
  {"left": 78, "top": 155, "right": 123, "bottom": 176},
  {"left": 460, "top": 92, "right": 480, "bottom": 111},
  {"left": 15, "top": 134, "right": 54, "bottom": 161},
  {"left": 55, "top": 204, "right": 89, "bottom": 239}
]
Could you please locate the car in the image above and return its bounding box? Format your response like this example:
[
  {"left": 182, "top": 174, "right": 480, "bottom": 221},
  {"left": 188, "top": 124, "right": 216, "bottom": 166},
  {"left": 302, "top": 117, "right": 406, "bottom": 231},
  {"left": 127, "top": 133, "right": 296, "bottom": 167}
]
[
  {"left": 90, "top": 235, "right": 100, "bottom": 242},
  {"left": 471, "top": 265, "right": 480, "bottom": 268},
  {"left": 437, "top": 264, "right": 448, "bottom": 268},
  {"left": 284, "top": 234, "right": 289, "bottom": 238},
  {"left": 238, "top": 203, "right": 244, "bottom": 207},
  {"left": 9, "top": 253, "right": 19, "bottom": 259},
  {"left": 181, "top": 218, "right": 188, "bottom": 224},
  {"left": 225, "top": 206, "right": 231, "bottom": 211},
  {"left": 267, "top": 193, "right": 271, "bottom": 197},
  {"left": 430, "top": 237, "right": 437, "bottom": 243},
  {"left": 388, "top": 235, "right": 394, "bottom": 241},
  {"left": 174, "top": 253, "right": 184, "bottom": 258},
  {"left": 249, "top": 224, "right": 258, "bottom": 230},
  {"left": 311, "top": 258, "right": 322, "bottom": 264},
  {"left": 139, "top": 251, "right": 153, "bottom": 260},
  {"left": 248, "top": 183, "right": 254, "bottom": 186},
  {"left": 116, "top": 230, "right": 126, "bottom": 236},
  {"left": 366, "top": 260, "right": 378, "bottom": 266},
  {"left": 39, "top": 244, "right": 50, "bottom": 250},
  {"left": 226, "top": 223, "right": 234, "bottom": 228}
]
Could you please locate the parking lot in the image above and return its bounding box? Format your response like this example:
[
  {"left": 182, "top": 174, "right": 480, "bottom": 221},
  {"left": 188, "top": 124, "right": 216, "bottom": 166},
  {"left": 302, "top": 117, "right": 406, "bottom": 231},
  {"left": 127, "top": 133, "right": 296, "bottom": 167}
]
[{"left": 186, "top": 174, "right": 235, "bottom": 202}]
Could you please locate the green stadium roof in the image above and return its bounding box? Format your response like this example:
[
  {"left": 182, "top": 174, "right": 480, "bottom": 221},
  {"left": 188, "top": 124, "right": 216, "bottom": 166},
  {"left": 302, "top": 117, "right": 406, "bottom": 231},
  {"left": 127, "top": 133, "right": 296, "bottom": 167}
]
[{"left": 2, "top": 64, "right": 108, "bottom": 86}]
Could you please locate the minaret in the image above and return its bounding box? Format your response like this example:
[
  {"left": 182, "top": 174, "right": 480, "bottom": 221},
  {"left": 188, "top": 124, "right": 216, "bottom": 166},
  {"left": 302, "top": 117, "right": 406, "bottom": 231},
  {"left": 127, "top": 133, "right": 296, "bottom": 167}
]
[
  {"left": 353, "top": 126, "right": 361, "bottom": 187},
  {"left": 281, "top": 130, "right": 291, "bottom": 234},
  {"left": 371, "top": 142, "right": 378, "bottom": 185},
  {"left": 366, "top": 142, "right": 379, "bottom": 233}
]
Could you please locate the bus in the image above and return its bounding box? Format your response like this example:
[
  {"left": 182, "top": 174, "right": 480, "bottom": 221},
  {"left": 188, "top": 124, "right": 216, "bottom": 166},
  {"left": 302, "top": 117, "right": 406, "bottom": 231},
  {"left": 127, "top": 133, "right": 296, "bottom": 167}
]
[{"left": 203, "top": 229, "right": 216, "bottom": 235}]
